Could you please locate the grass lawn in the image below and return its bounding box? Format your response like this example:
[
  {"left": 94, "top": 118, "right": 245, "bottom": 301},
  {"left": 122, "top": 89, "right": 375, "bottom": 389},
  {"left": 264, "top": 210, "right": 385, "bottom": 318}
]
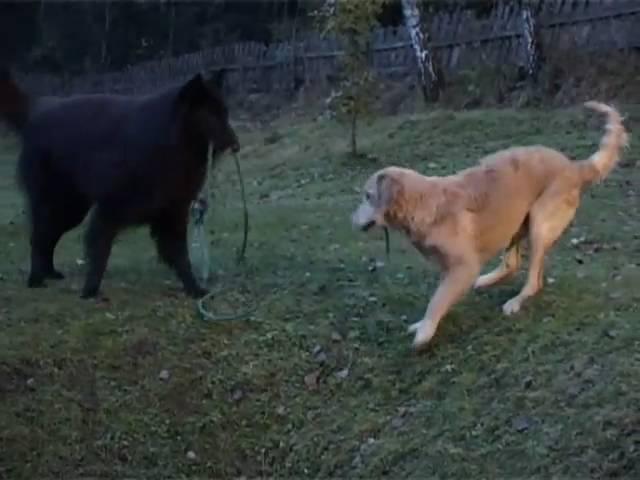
[{"left": 0, "top": 106, "right": 639, "bottom": 479}]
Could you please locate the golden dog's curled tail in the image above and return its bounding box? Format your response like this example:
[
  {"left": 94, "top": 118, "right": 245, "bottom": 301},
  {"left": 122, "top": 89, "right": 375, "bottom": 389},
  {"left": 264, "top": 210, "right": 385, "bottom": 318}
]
[{"left": 578, "top": 101, "right": 629, "bottom": 187}]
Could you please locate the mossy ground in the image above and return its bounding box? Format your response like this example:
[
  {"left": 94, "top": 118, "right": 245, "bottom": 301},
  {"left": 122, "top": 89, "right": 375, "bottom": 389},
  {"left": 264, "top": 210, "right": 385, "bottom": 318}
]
[{"left": 1, "top": 105, "right": 638, "bottom": 478}]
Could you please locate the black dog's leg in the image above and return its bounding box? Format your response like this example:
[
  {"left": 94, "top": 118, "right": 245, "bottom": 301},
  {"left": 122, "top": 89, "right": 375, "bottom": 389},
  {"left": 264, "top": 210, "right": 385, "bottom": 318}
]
[
  {"left": 81, "top": 209, "right": 119, "bottom": 299},
  {"left": 33, "top": 201, "right": 90, "bottom": 285},
  {"left": 29, "top": 230, "right": 66, "bottom": 286},
  {"left": 20, "top": 152, "right": 55, "bottom": 288},
  {"left": 27, "top": 207, "right": 67, "bottom": 287},
  {"left": 150, "top": 212, "right": 207, "bottom": 298},
  {"left": 28, "top": 218, "right": 56, "bottom": 288},
  {"left": 22, "top": 147, "right": 90, "bottom": 287}
]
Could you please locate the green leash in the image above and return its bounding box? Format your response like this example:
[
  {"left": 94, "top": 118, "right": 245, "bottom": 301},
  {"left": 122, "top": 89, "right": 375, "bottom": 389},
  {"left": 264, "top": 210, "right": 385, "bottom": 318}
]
[
  {"left": 192, "top": 153, "right": 390, "bottom": 322},
  {"left": 233, "top": 153, "right": 249, "bottom": 263},
  {"left": 193, "top": 152, "right": 259, "bottom": 322},
  {"left": 383, "top": 227, "right": 390, "bottom": 259}
]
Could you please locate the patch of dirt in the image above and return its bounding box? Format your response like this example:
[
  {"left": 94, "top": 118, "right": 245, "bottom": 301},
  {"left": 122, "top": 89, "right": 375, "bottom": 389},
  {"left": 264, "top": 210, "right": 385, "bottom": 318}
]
[
  {"left": 127, "top": 335, "right": 159, "bottom": 361},
  {"left": 590, "top": 413, "right": 640, "bottom": 479},
  {"left": 62, "top": 359, "right": 100, "bottom": 412},
  {"left": 0, "top": 361, "right": 37, "bottom": 396}
]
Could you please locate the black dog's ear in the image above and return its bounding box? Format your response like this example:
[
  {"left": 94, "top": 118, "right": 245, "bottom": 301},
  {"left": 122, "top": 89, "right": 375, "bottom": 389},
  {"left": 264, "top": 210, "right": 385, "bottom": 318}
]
[
  {"left": 178, "top": 72, "right": 207, "bottom": 105},
  {"left": 207, "top": 68, "right": 227, "bottom": 91},
  {"left": 186, "top": 72, "right": 205, "bottom": 88}
]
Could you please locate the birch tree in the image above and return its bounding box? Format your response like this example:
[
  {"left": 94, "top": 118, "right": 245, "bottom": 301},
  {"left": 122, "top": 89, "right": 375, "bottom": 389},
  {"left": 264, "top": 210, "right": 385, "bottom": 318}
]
[
  {"left": 520, "top": 3, "right": 543, "bottom": 83},
  {"left": 401, "top": 0, "right": 443, "bottom": 102}
]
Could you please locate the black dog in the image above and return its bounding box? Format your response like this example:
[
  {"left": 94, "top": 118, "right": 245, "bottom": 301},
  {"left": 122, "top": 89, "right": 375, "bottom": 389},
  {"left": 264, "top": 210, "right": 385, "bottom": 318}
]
[{"left": 0, "top": 68, "right": 239, "bottom": 299}]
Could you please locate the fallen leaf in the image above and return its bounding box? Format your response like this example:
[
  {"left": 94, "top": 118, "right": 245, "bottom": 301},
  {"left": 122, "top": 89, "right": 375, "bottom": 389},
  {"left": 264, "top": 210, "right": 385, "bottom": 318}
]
[
  {"left": 230, "top": 388, "right": 245, "bottom": 402},
  {"left": 304, "top": 370, "right": 321, "bottom": 390},
  {"left": 512, "top": 416, "right": 534, "bottom": 433},
  {"left": 570, "top": 236, "right": 586, "bottom": 246},
  {"left": 312, "top": 345, "right": 327, "bottom": 363},
  {"left": 391, "top": 416, "right": 404, "bottom": 429}
]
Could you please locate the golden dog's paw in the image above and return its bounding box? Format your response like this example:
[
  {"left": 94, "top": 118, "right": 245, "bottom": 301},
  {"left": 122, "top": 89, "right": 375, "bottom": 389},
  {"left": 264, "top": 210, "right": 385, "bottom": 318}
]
[
  {"left": 411, "top": 321, "right": 437, "bottom": 349},
  {"left": 407, "top": 320, "right": 422, "bottom": 334},
  {"left": 473, "top": 274, "right": 491, "bottom": 289},
  {"left": 502, "top": 297, "right": 522, "bottom": 316}
]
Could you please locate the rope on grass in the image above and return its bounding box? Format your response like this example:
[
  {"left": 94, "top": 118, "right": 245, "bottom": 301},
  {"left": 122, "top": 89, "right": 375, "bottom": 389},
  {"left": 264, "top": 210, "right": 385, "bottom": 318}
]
[
  {"left": 190, "top": 150, "right": 257, "bottom": 322},
  {"left": 197, "top": 283, "right": 261, "bottom": 323},
  {"left": 233, "top": 152, "right": 249, "bottom": 263},
  {"left": 190, "top": 151, "right": 390, "bottom": 322},
  {"left": 383, "top": 226, "right": 390, "bottom": 259}
]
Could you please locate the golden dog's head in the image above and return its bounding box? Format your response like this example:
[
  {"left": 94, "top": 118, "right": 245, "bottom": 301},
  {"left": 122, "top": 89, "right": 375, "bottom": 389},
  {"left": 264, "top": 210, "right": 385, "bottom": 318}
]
[{"left": 351, "top": 167, "right": 404, "bottom": 231}]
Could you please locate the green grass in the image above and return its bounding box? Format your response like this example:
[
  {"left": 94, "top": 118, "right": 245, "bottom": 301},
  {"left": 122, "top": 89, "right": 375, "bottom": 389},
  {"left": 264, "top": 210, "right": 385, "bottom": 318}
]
[{"left": 1, "top": 106, "right": 639, "bottom": 479}]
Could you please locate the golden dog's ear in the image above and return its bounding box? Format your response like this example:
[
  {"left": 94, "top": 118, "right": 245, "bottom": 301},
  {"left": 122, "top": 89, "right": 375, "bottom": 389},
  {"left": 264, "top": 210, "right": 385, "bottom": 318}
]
[{"left": 376, "top": 172, "right": 402, "bottom": 210}]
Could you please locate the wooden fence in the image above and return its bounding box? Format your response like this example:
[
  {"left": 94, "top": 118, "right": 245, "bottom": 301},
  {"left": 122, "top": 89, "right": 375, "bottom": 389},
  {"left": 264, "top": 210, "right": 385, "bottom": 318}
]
[{"left": 16, "top": 0, "right": 640, "bottom": 98}]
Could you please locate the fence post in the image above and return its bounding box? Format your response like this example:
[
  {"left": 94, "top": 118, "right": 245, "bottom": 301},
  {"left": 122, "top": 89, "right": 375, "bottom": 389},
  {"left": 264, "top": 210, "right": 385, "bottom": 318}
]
[
  {"left": 521, "top": 4, "right": 543, "bottom": 83},
  {"left": 400, "top": 0, "right": 443, "bottom": 102}
]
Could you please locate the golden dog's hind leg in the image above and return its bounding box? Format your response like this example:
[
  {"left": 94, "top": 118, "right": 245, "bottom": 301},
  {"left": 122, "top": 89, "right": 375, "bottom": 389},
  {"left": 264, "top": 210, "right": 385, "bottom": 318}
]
[
  {"left": 409, "top": 261, "right": 480, "bottom": 348},
  {"left": 474, "top": 220, "right": 528, "bottom": 290},
  {"left": 502, "top": 190, "right": 579, "bottom": 315},
  {"left": 474, "top": 239, "right": 524, "bottom": 289}
]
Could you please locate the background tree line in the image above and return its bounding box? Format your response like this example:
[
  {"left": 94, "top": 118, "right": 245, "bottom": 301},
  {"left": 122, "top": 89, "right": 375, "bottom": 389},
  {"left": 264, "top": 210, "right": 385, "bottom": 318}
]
[{"left": 1, "top": 0, "right": 509, "bottom": 75}]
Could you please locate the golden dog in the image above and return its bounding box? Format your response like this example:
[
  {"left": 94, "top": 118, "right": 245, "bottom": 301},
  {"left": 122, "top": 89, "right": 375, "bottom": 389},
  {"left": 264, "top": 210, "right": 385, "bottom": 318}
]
[{"left": 351, "top": 102, "right": 628, "bottom": 349}]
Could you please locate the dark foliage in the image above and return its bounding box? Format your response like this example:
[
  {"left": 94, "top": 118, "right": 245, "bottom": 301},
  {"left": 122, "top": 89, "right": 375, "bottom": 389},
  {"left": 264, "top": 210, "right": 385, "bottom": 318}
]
[{"left": 0, "top": 1, "right": 546, "bottom": 76}]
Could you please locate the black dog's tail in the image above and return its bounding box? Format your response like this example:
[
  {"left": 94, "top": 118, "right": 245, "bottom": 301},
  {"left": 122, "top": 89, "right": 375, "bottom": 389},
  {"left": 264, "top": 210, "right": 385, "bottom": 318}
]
[{"left": 0, "top": 67, "right": 30, "bottom": 134}]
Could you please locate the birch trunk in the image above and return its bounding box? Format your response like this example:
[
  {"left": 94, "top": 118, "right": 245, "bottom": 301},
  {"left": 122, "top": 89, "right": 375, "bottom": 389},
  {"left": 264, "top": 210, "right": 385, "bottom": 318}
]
[
  {"left": 521, "top": 4, "right": 542, "bottom": 83},
  {"left": 400, "top": 0, "right": 442, "bottom": 102}
]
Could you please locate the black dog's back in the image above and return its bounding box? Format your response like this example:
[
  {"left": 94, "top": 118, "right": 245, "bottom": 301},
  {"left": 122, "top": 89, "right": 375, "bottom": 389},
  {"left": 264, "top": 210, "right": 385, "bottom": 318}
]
[
  {"left": 19, "top": 87, "right": 181, "bottom": 204},
  {"left": 1, "top": 68, "right": 239, "bottom": 299}
]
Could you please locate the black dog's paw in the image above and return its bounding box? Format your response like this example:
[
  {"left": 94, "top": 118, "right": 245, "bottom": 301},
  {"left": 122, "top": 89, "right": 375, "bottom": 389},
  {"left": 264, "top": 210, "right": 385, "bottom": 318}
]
[
  {"left": 80, "top": 286, "right": 100, "bottom": 299},
  {"left": 27, "top": 275, "right": 47, "bottom": 288},
  {"left": 186, "top": 285, "right": 208, "bottom": 299},
  {"left": 47, "top": 269, "right": 65, "bottom": 280}
]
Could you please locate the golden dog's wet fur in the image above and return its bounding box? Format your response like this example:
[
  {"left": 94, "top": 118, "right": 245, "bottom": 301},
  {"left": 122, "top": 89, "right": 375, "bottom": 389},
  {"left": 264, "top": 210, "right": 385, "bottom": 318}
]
[{"left": 351, "top": 101, "right": 629, "bottom": 349}]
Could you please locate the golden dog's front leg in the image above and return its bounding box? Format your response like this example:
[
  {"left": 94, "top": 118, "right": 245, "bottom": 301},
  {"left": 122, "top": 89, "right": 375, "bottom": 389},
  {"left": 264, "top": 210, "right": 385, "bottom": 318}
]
[{"left": 409, "top": 261, "right": 480, "bottom": 349}]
